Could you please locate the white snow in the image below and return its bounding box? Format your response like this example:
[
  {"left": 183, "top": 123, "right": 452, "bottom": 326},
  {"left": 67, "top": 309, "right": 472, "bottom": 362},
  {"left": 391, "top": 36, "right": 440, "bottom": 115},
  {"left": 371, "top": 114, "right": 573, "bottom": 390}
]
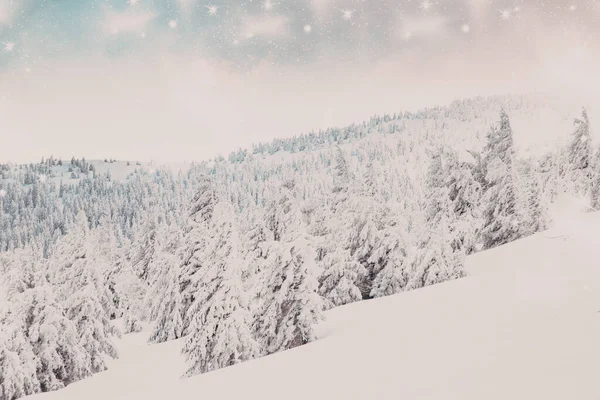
[{"left": 30, "top": 213, "right": 600, "bottom": 400}]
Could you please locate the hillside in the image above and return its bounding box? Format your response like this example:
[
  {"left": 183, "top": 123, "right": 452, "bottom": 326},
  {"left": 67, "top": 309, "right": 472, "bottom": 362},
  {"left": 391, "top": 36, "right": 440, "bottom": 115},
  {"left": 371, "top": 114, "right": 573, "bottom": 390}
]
[
  {"left": 2, "top": 93, "right": 600, "bottom": 400},
  {"left": 29, "top": 209, "right": 600, "bottom": 400}
]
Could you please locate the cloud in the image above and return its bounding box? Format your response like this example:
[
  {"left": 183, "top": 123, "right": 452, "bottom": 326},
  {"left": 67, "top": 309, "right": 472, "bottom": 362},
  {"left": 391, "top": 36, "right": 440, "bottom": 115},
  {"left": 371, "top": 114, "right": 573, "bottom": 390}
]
[
  {"left": 103, "top": 9, "right": 156, "bottom": 35},
  {"left": 241, "top": 15, "right": 291, "bottom": 39}
]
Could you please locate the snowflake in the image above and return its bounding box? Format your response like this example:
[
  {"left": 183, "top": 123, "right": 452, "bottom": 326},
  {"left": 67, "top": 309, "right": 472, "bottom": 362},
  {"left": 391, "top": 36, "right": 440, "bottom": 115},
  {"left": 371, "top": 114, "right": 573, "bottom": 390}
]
[
  {"left": 569, "top": 4, "right": 576, "bottom": 11},
  {"left": 304, "top": 24, "right": 312, "bottom": 33},
  {"left": 2, "top": 41, "right": 15, "bottom": 52},
  {"left": 169, "top": 20, "right": 177, "bottom": 29},
  {"left": 128, "top": 0, "right": 139, "bottom": 6},
  {"left": 206, "top": 4, "right": 218, "bottom": 16},
  {"left": 341, "top": 9, "right": 354, "bottom": 20},
  {"left": 499, "top": 9, "right": 511, "bottom": 20},
  {"left": 461, "top": 24, "right": 470, "bottom": 33},
  {"left": 420, "top": 0, "right": 433, "bottom": 11}
]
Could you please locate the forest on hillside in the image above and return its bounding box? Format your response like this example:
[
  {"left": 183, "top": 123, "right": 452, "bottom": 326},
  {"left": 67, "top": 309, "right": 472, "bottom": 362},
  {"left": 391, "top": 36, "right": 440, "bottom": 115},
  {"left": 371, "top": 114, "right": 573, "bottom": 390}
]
[{"left": 1, "top": 95, "right": 599, "bottom": 400}]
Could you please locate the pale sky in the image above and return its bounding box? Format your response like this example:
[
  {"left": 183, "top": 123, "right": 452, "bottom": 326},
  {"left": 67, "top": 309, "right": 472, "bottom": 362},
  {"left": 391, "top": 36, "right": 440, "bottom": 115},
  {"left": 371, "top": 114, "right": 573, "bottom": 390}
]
[{"left": 0, "top": 0, "right": 599, "bottom": 163}]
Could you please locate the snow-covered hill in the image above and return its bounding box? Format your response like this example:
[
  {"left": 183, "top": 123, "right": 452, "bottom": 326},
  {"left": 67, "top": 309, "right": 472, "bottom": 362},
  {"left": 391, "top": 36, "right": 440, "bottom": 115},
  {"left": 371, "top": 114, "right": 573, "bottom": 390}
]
[{"left": 30, "top": 211, "right": 600, "bottom": 400}]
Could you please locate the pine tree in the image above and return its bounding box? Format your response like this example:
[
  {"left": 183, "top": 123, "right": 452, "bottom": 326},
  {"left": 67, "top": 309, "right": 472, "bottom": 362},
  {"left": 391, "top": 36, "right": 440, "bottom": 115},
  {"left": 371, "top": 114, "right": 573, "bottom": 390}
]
[
  {"left": 182, "top": 202, "right": 258, "bottom": 376},
  {"left": 480, "top": 110, "right": 523, "bottom": 250},
  {"left": 179, "top": 176, "right": 217, "bottom": 334},
  {"left": 24, "top": 283, "right": 88, "bottom": 392},
  {"left": 567, "top": 108, "right": 593, "bottom": 196},
  {"left": 0, "top": 328, "right": 39, "bottom": 400},
  {"left": 53, "top": 212, "right": 118, "bottom": 375},
  {"left": 369, "top": 203, "right": 413, "bottom": 298},
  {"left": 254, "top": 181, "right": 324, "bottom": 355},
  {"left": 147, "top": 225, "right": 184, "bottom": 343},
  {"left": 590, "top": 146, "right": 600, "bottom": 210},
  {"left": 445, "top": 150, "right": 482, "bottom": 254},
  {"left": 318, "top": 147, "right": 366, "bottom": 307}
]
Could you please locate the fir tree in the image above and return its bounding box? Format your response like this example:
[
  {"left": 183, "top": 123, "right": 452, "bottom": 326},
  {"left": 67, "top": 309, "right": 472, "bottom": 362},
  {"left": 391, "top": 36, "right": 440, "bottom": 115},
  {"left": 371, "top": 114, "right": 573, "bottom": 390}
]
[
  {"left": 178, "top": 176, "right": 217, "bottom": 334},
  {"left": 182, "top": 202, "right": 258, "bottom": 376},
  {"left": 480, "top": 110, "right": 523, "bottom": 250},
  {"left": 567, "top": 108, "right": 593, "bottom": 196},
  {"left": 254, "top": 181, "right": 324, "bottom": 355},
  {"left": 147, "top": 225, "right": 184, "bottom": 343},
  {"left": 53, "top": 212, "right": 118, "bottom": 375}
]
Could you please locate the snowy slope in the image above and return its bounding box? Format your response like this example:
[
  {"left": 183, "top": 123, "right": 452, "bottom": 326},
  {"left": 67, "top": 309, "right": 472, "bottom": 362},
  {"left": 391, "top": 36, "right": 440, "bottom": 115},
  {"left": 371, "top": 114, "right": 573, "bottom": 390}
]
[{"left": 31, "top": 213, "right": 600, "bottom": 400}]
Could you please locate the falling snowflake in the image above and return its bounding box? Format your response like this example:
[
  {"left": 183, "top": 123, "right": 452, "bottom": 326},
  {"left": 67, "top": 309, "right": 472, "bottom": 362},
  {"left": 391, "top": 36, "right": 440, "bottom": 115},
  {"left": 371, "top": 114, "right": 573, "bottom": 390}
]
[
  {"left": 420, "top": 0, "right": 433, "bottom": 11},
  {"left": 140, "top": 32, "right": 147, "bottom": 38},
  {"left": 461, "top": 24, "right": 470, "bottom": 33},
  {"left": 341, "top": 9, "right": 354, "bottom": 20},
  {"left": 206, "top": 4, "right": 218, "bottom": 16},
  {"left": 2, "top": 41, "right": 15, "bottom": 52},
  {"left": 304, "top": 24, "right": 312, "bottom": 33},
  {"left": 128, "top": 0, "right": 140, "bottom": 6},
  {"left": 499, "top": 9, "right": 511, "bottom": 20},
  {"left": 168, "top": 20, "right": 177, "bottom": 29},
  {"left": 569, "top": 4, "right": 576, "bottom": 11}
]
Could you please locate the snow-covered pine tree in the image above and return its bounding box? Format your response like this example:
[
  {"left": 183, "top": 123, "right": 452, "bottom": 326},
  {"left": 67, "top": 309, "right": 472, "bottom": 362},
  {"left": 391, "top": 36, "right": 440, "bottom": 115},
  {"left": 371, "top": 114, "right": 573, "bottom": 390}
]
[
  {"left": 182, "top": 202, "right": 258, "bottom": 376},
  {"left": 406, "top": 149, "right": 467, "bottom": 290},
  {"left": 242, "top": 215, "right": 274, "bottom": 317},
  {"left": 368, "top": 215, "right": 413, "bottom": 298},
  {"left": 254, "top": 180, "right": 324, "bottom": 355},
  {"left": 480, "top": 110, "right": 523, "bottom": 250},
  {"left": 444, "top": 150, "right": 482, "bottom": 254},
  {"left": 367, "top": 166, "right": 422, "bottom": 299},
  {"left": 129, "top": 216, "right": 158, "bottom": 283},
  {"left": 0, "top": 250, "right": 40, "bottom": 400},
  {"left": 178, "top": 176, "right": 217, "bottom": 334},
  {"left": 52, "top": 211, "right": 118, "bottom": 375},
  {"left": 94, "top": 217, "right": 121, "bottom": 320},
  {"left": 591, "top": 146, "right": 600, "bottom": 210},
  {"left": 348, "top": 159, "right": 382, "bottom": 298},
  {"left": 318, "top": 147, "right": 366, "bottom": 308},
  {"left": 115, "top": 265, "right": 147, "bottom": 334},
  {"left": 147, "top": 225, "right": 184, "bottom": 344},
  {"left": 567, "top": 108, "right": 593, "bottom": 197},
  {"left": 22, "top": 282, "right": 88, "bottom": 392},
  {"left": 0, "top": 326, "right": 39, "bottom": 400}
]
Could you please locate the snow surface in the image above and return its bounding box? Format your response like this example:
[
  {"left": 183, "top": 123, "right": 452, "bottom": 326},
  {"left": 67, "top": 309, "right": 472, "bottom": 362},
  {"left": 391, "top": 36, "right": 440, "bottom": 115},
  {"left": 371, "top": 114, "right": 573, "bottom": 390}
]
[{"left": 30, "top": 213, "right": 600, "bottom": 400}]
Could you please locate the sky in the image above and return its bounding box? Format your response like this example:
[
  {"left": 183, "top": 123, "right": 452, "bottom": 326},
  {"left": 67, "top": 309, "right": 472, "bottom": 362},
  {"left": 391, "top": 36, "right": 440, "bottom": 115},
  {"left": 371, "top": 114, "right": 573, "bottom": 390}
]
[{"left": 0, "top": 0, "right": 600, "bottom": 163}]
